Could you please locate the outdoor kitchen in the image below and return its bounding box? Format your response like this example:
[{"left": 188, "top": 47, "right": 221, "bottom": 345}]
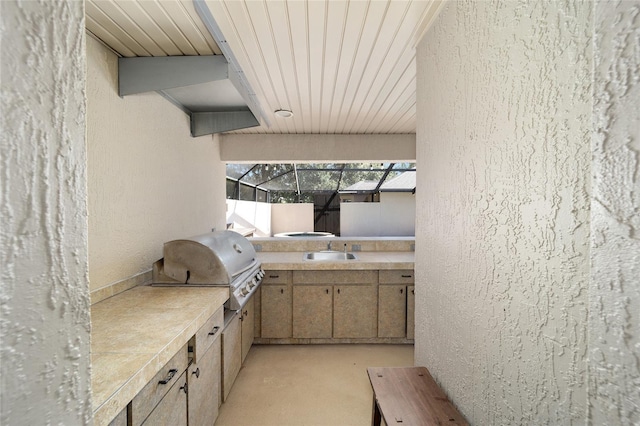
[{"left": 3, "top": 1, "right": 636, "bottom": 426}]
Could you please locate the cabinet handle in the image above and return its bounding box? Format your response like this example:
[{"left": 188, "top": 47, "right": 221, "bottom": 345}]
[
  {"left": 158, "top": 369, "right": 178, "bottom": 385},
  {"left": 208, "top": 326, "right": 220, "bottom": 336},
  {"left": 280, "top": 288, "right": 284, "bottom": 294},
  {"left": 337, "top": 288, "right": 341, "bottom": 294},
  {"left": 192, "top": 367, "right": 200, "bottom": 378},
  {"left": 412, "top": 289, "right": 415, "bottom": 295},
  {"left": 180, "top": 382, "right": 188, "bottom": 394},
  {"left": 325, "top": 289, "right": 329, "bottom": 294},
  {"left": 270, "top": 275, "right": 279, "bottom": 278},
  {"left": 400, "top": 288, "right": 404, "bottom": 294},
  {"left": 402, "top": 275, "right": 412, "bottom": 278}
]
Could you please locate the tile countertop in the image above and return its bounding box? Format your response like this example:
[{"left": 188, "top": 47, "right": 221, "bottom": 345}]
[
  {"left": 257, "top": 251, "right": 415, "bottom": 270},
  {"left": 91, "top": 285, "right": 229, "bottom": 426}
]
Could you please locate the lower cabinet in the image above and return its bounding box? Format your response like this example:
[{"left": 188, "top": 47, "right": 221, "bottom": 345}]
[
  {"left": 333, "top": 285, "right": 377, "bottom": 338},
  {"left": 132, "top": 345, "right": 188, "bottom": 426},
  {"left": 141, "top": 371, "right": 188, "bottom": 426},
  {"left": 378, "top": 285, "right": 407, "bottom": 337},
  {"left": 292, "top": 285, "right": 332, "bottom": 338},
  {"left": 187, "top": 337, "right": 221, "bottom": 426},
  {"left": 241, "top": 296, "right": 254, "bottom": 363},
  {"left": 379, "top": 270, "right": 414, "bottom": 340},
  {"left": 109, "top": 303, "right": 242, "bottom": 426},
  {"left": 292, "top": 270, "right": 379, "bottom": 339},
  {"left": 108, "top": 408, "right": 127, "bottom": 426},
  {"left": 407, "top": 285, "right": 415, "bottom": 340},
  {"left": 261, "top": 284, "right": 292, "bottom": 338},
  {"left": 222, "top": 310, "right": 242, "bottom": 402}
]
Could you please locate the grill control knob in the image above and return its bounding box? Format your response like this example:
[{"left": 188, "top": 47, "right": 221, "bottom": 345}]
[{"left": 241, "top": 286, "right": 250, "bottom": 295}]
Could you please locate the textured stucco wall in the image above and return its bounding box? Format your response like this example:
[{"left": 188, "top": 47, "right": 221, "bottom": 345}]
[
  {"left": 415, "top": 1, "right": 591, "bottom": 423},
  {"left": 87, "top": 36, "right": 227, "bottom": 293},
  {"left": 0, "top": 1, "right": 92, "bottom": 424},
  {"left": 589, "top": 2, "right": 640, "bottom": 423}
]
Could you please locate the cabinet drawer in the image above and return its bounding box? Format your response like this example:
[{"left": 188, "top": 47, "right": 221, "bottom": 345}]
[
  {"left": 131, "top": 344, "right": 188, "bottom": 426},
  {"left": 193, "top": 306, "right": 224, "bottom": 362},
  {"left": 262, "top": 270, "right": 291, "bottom": 284},
  {"left": 379, "top": 270, "right": 414, "bottom": 284},
  {"left": 293, "top": 270, "right": 377, "bottom": 284},
  {"left": 141, "top": 370, "right": 187, "bottom": 426}
]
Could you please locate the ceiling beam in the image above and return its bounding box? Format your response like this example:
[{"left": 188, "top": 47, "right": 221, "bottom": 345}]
[
  {"left": 191, "top": 111, "right": 259, "bottom": 136},
  {"left": 193, "top": 0, "right": 270, "bottom": 128},
  {"left": 118, "top": 56, "right": 229, "bottom": 96}
]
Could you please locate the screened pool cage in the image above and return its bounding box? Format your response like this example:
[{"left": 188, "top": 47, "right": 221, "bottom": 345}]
[{"left": 226, "top": 163, "right": 416, "bottom": 203}]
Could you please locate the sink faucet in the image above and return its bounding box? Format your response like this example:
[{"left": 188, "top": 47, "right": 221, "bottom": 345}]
[{"left": 327, "top": 241, "right": 332, "bottom": 251}]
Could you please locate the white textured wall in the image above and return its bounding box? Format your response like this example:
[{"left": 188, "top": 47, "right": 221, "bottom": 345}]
[
  {"left": 271, "top": 203, "right": 314, "bottom": 235},
  {"left": 87, "top": 36, "right": 227, "bottom": 292},
  {"left": 590, "top": 2, "right": 640, "bottom": 423},
  {"left": 226, "top": 199, "right": 273, "bottom": 236},
  {"left": 379, "top": 193, "right": 415, "bottom": 236},
  {"left": 341, "top": 194, "right": 415, "bottom": 237},
  {"left": 1, "top": 1, "right": 91, "bottom": 424},
  {"left": 415, "top": 1, "right": 591, "bottom": 423}
]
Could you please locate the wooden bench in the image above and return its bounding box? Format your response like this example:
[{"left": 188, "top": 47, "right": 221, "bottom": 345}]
[{"left": 367, "top": 367, "right": 468, "bottom": 426}]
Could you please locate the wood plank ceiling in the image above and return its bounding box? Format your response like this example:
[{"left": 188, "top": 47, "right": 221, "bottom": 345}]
[{"left": 86, "top": 0, "right": 442, "bottom": 134}]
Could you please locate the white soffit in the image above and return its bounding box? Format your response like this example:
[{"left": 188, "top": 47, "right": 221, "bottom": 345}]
[
  {"left": 85, "top": 0, "right": 443, "bottom": 134},
  {"left": 86, "top": 0, "right": 223, "bottom": 56}
]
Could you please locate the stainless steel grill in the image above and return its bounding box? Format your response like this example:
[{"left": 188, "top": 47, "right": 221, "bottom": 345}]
[{"left": 152, "top": 231, "right": 263, "bottom": 310}]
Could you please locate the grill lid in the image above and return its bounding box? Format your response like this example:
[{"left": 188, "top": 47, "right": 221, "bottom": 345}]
[{"left": 162, "top": 231, "right": 257, "bottom": 284}]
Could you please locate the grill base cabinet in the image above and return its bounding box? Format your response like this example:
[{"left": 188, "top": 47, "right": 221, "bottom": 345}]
[
  {"left": 222, "top": 292, "right": 256, "bottom": 402},
  {"left": 187, "top": 337, "right": 221, "bottom": 426},
  {"left": 222, "top": 310, "right": 242, "bottom": 402},
  {"left": 241, "top": 296, "right": 255, "bottom": 363}
]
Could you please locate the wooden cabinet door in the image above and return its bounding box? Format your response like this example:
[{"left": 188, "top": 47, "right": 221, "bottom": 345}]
[
  {"left": 187, "top": 337, "right": 221, "bottom": 426},
  {"left": 241, "top": 296, "right": 255, "bottom": 363},
  {"left": 292, "top": 286, "right": 332, "bottom": 338},
  {"left": 108, "top": 408, "right": 127, "bottom": 426},
  {"left": 222, "top": 312, "right": 242, "bottom": 402},
  {"left": 261, "top": 285, "right": 292, "bottom": 338},
  {"left": 141, "top": 371, "right": 187, "bottom": 426},
  {"left": 407, "top": 285, "right": 415, "bottom": 340},
  {"left": 333, "top": 285, "right": 377, "bottom": 338},
  {"left": 378, "top": 285, "right": 407, "bottom": 337}
]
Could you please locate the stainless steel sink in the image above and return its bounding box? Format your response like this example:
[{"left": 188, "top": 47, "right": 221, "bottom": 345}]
[{"left": 303, "top": 251, "right": 358, "bottom": 261}]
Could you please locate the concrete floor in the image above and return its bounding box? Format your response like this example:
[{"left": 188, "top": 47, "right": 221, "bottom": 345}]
[{"left": 216, "top": 344, "right": 414, "bottom": 426}]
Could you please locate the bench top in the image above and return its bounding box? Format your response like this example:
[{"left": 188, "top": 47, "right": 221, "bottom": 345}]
[{"left": 367, "top": 366, "right": 468, "bottom": 425}]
